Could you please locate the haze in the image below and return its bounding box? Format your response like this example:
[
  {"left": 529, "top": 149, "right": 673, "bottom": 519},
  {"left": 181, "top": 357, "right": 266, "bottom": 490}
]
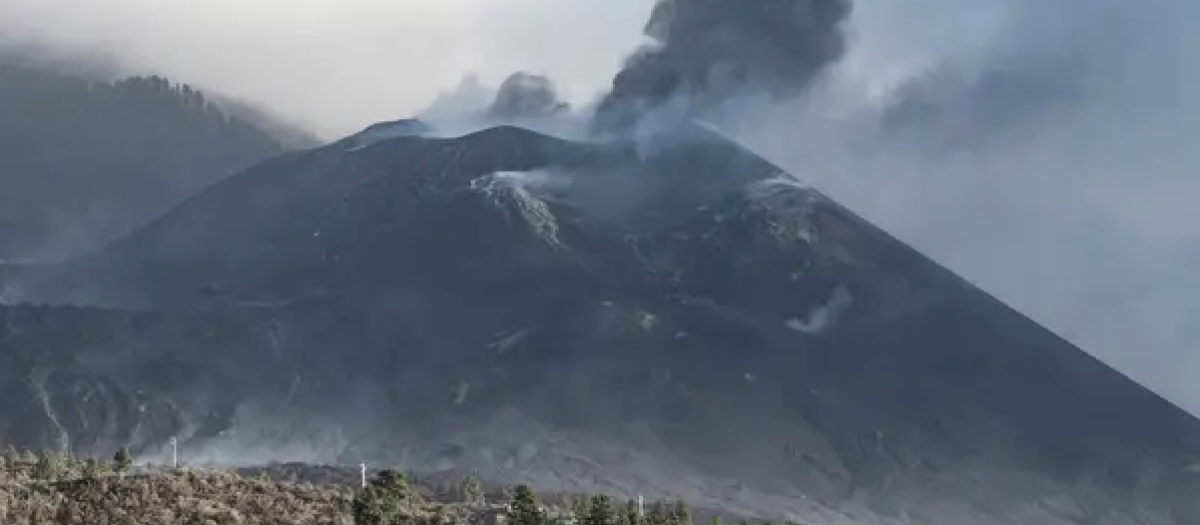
[
  {"left": 3, "top": 0, "right": 1200, "bottom": 418},
  {"left": 0, "top": 0, "right": 649, "bottom": 137}
]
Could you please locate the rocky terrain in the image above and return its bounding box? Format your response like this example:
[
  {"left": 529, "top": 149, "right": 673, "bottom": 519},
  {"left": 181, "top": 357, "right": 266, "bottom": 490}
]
[{"left": 2, "top": 118, "right": 1198, "bottom": 524}]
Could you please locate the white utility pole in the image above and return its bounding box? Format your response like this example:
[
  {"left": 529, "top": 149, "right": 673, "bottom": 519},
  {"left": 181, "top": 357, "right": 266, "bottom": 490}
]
[
  {"left": 360, "top": 463, "right": 367, "bottom": 488},
  {"left": 638, "top": 494, "right": 644, "bottom": 517},
  {"left": 169, "top": 437, "right": 178, "bottom": 468}
]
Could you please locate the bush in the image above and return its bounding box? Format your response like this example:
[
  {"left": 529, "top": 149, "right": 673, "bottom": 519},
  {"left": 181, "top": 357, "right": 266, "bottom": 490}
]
[
  {"left": 32, "top": 450, "right": 65, "bottom": 481},
  {"left": 352, "top": 469, "right": 414, "bottom": 525},
  {"left": 114, "top": 446, "right": 133, "bottom": 474},
  {"left": 583, "top": 494, "right": 617, "bottom": 525},
  {"left": 509, "top": 485, "right": 545, "bottom": 525},
  {"left": 82, "top": 457, "right": 110, "bottom": 479}
]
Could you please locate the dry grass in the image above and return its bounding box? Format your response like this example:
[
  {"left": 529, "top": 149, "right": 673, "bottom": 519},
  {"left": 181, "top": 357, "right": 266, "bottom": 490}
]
[
  {"left": 0, "top": 454, "right": 552, "bottom": 525},
  {"left": 0, "top": 452, "right": 771, "bottom": 525},
  {"left": 2, "top": 464, "right": 355, "bottom": 525}
]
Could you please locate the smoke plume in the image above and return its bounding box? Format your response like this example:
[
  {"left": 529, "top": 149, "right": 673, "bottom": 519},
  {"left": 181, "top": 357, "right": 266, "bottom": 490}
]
[
  {"left": 591, "top": 0, "right": 852, "bottom": 135},
  {"left": 487, "top": 72, "right": 571, "bottom": 121}
]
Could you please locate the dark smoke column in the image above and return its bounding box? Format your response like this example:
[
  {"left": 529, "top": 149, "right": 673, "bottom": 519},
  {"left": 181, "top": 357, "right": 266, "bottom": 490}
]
[{"left": 591, "top": 0, "right": 852, "bottom": 135}]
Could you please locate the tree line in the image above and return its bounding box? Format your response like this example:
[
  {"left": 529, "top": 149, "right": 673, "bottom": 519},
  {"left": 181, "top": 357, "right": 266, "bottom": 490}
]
[
  {"left": 2, "top": 445, "right": 799, "bottom": 525},
  {"left": 355, "top": 468, "right": 792, "bottom": 525}
]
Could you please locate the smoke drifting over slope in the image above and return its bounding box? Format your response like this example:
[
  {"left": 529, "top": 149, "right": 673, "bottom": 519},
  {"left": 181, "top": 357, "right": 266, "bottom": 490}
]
[{"left": 733, "top": 0, "right": 1200, "bottom": 414}]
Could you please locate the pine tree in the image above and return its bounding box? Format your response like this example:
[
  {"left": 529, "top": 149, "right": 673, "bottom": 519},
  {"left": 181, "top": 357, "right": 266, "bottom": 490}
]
[
  {"left": 571, "top": 495, "right": 592, "bottom": 522},
  {"left": 113, "top": 447, "right": 132, "bottom": 474},
  {"left": 621, "top": 499, "right": 642, "bottom": 525},
  {"left": 646, "top": 501, "right": 671, "bottom": 525},
  {"left": 670, "top": 500, "right": 692, "bottom": 525},
  {"left": 508, "top": 485, "right": 544, "bottom": 525},
  {"left": 352, "top": 469, "right": 412, "bottom": 525},
  {"left": 584, "top": 494, "right": 617, "bottom": 525}
]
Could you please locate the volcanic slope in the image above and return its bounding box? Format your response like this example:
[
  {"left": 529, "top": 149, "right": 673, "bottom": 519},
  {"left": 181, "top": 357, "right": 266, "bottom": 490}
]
[{"left": 2, "top": 122, "right": 1199, "bottom": 525}]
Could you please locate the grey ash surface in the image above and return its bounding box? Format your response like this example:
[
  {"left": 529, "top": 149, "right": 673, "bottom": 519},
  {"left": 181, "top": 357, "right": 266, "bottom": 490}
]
[{"left": 2, "top": 122, "right": 1198, "bottom": 524}]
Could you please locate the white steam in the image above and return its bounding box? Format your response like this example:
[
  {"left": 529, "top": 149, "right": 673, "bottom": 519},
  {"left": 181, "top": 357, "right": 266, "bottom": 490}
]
[
  {"left": 471, "top": 169, "right": 573, "bottom": 249},
  {"left": 787, "top": 285, "right": 854, "bottom": 335},
  {"left": 138, "top": 402, "right": 351, "bottom": 467}
]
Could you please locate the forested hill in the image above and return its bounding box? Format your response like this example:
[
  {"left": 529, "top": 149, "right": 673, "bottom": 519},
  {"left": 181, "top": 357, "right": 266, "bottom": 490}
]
[{"left": 0, "top": 62, "right": 316, "bottom": 260}]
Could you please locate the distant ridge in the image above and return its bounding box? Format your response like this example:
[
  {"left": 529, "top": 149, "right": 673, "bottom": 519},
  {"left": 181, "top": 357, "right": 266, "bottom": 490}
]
[{"left": 0, "top": 61, "right": 313, "bottom": 260}]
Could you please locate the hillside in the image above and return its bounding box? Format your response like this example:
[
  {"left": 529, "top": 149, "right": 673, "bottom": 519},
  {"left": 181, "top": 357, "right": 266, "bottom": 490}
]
[
  {"left": 2, "top": 120, "right": 1198, "bottom": 524},
  {"left": 0, "top": 62, "right": 316, "bottom": 260}
]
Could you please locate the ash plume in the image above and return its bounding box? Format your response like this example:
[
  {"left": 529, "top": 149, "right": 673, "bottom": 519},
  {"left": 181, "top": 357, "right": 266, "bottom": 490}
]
[
  {"left": 590, "top": 0, "right": 853, "bottom": 135},
  {"left": 487, "top": 72, "right": 571, "bottom": 121}
]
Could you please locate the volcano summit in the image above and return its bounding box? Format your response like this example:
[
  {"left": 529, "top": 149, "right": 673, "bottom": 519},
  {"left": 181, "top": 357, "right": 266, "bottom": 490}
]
[{"left": 1, "top": 117, "right": 1198, "bottom": 524}]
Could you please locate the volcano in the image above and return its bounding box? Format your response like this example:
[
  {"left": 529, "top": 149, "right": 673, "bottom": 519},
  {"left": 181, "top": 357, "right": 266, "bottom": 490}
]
[{"left": 1, "top": 120, "right": 1198, "bottom": 524}]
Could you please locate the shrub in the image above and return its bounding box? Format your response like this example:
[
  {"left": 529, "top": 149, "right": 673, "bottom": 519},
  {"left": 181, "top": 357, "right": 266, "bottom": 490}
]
[
  {"left": 352, "top": 469, "right": 413, "bottom": 525},
  {"left": 114, "top": 447, "right": 133, "bottom": 474},
  {"left": 509, "top": 485, "right": 545, "bottom": 525}
]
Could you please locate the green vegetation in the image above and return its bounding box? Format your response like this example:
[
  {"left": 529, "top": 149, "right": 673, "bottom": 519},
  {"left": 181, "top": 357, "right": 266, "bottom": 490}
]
[
  {"left": 113, "top": 447, "right": 132, "bottom": 474},
  {"left": 352, "top": 469, "right": 414, "bottom": 525},
  {"left": 508, "top": 485, "right": 544, "bottom": 525},
  {"left": 622, "top": 499, "right": 642, "bottom": 525},
  {"left": 0, "top": 446, "right": 788, "bottom": 525},
  {"left": 583, "top": 493, "right": 617, "bottom": 525}
]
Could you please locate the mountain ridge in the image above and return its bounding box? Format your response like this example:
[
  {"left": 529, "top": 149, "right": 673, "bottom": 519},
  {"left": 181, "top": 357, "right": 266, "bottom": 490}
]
[{"left": 0, "top": 61, "right": 315, "bottom": 260}]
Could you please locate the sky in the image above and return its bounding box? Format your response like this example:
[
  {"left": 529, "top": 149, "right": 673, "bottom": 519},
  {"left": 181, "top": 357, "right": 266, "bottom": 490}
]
[
  {"left": 2, "top": 0, "right": 1199, "bottom": 415},
  {"left": 0, "top": 0, "right": 650, "bottom": 137}
]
